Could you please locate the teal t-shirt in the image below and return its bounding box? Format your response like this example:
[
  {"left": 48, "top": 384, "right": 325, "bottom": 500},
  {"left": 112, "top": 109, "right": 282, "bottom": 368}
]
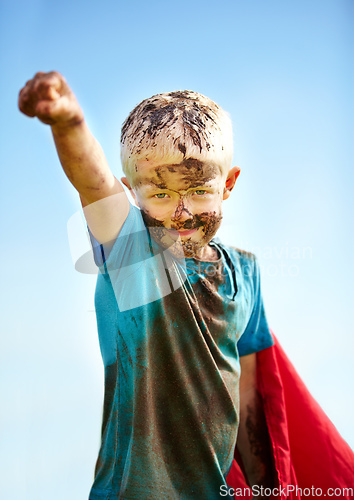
[{"left": 88, "top": 204, "right": 273, "bottom": 500}]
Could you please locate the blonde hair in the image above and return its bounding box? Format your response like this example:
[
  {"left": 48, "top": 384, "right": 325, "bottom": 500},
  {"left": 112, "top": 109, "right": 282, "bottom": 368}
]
[{"left": 120, "top": 90, "right": 233, "bottom": 186}]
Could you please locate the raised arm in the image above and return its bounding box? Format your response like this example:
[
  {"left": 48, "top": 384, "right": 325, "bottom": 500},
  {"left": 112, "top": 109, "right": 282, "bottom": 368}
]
[
  {"left": 237, "top": 353, "right": 276, "bottom": 491},
  {"left": 18, "top": 71, "right": 129, "bottom": 243}
]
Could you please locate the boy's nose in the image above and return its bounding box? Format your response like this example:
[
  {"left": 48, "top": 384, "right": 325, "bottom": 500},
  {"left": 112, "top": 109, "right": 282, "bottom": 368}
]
[{"left": 171, "top": 200, "right": 193, "bottom": 223}]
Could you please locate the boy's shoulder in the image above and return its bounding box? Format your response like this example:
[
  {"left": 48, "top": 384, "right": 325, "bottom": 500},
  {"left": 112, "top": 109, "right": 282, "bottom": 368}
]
[{"left": 212, "top": 239, "right": 259, "bottom": 283}]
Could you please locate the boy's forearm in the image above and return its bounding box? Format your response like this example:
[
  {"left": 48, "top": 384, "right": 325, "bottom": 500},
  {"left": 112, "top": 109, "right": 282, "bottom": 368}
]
[
  {"left": 51, "top": 120, "right": 120, "bottom": 203},
  {"left": 237, "top": 389, "right": 275, "bottom": 488},
  {"left": 237, "top": 354, "right": 276, "bottom": 490}
]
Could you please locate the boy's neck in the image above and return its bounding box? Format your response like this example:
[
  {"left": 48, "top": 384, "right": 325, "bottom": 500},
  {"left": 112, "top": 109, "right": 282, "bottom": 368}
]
[{"left": 192, "top": 243, "right": 220, "bottom": 262}]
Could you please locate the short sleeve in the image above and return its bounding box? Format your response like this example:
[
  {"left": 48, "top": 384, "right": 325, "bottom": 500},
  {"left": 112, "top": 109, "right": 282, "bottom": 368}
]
[
  {"left": 237, "top": 256, "right": 274, "bottom": 356},
  {"left": 88, "top": 203, "right": 145, "bottom": 269},
  {"left": 88, "top": 229, "right": 107, "bottom": 268}
]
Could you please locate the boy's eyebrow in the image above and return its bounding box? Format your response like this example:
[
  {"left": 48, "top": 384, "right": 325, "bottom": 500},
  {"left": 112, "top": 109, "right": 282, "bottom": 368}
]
[
  {"left": 134, "top": 160, "right": 222, "bottom": 191},
  {"left": 138, "top": 180, "right": 216, "bottom": 192},
  {"left": 138, "top": 181, "right": 167, "bottom": 190}
]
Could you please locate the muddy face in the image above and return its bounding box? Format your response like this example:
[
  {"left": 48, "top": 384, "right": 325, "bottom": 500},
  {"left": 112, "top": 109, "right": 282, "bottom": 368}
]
[{"left": 133, "top": 159, "right": 225, "bottom": 260}]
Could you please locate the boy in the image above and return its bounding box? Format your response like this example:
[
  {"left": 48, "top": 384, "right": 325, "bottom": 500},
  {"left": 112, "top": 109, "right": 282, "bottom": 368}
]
[{"left": 19, "top": 72, "right": 276, "bottom": 498}]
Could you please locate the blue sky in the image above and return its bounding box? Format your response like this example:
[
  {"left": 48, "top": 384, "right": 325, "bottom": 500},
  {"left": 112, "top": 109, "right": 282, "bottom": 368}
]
[{"left": 1, "top": 0, "right": 353, "bottom": 498}]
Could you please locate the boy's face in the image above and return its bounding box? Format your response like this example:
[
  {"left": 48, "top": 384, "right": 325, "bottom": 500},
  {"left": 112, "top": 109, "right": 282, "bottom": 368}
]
[{"left": 122, "top": 158, "right": 239, "bottom": 260}]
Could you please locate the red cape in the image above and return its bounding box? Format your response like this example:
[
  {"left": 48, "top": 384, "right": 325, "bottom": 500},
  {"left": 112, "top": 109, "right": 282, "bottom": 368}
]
[{"left": 226, "top": 336, "right": 354, "bottom": 499}]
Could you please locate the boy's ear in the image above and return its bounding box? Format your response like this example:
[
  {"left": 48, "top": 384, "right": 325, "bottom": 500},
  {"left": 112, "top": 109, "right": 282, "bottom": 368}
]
[
  {"left": 121, "top": 177, "right": 138, "bottom": 205},
  {"left": 223, "top": 166, "right": 241, "bottom": 200},
  {"left": 121, "top": 177, "right": 132, "bottom": 190}
]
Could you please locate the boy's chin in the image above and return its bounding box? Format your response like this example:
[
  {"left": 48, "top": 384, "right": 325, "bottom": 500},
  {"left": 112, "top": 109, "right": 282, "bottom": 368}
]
[{"left": 180, "top": 240, "right": 206, "bottom": 259}]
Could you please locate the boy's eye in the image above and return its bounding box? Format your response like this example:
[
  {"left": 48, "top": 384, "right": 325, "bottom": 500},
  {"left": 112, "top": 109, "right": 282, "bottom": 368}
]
[
  {"left": 154, "top": 193, "right": 168, "bottom": 199},
  {"left": 195, "top": 190, "right": 207, "bottom": 195}
]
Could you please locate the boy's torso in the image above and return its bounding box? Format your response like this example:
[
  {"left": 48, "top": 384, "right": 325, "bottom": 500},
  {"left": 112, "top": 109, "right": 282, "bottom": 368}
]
[{"left": 89, "top": 204, "right": 272, "bottom": 500}]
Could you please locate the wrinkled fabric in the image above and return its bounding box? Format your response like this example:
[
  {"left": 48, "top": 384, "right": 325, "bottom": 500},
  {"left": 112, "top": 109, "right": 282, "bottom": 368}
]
[
  {"left": 88, "top": 204, "right": 273, "bottom": 499},
  {"left": 226, "top": 336, "right": 354, "bottom": 499}
]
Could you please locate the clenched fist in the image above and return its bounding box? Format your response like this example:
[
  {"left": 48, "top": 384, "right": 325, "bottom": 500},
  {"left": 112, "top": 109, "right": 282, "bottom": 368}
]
[{"left": 18, "top": 71, "right": 84, "bottom": 127}]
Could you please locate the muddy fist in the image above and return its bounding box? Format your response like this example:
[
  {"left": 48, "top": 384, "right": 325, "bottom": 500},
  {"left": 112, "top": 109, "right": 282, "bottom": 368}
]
[{"left": 18, "top": 71, "right": 83, "bottom": 127}]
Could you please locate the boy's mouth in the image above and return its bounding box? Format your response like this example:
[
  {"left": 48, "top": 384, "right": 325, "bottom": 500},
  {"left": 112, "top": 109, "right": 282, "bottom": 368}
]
[{"left": 167, "top": 227, "right": 199, "bottom": 238}]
